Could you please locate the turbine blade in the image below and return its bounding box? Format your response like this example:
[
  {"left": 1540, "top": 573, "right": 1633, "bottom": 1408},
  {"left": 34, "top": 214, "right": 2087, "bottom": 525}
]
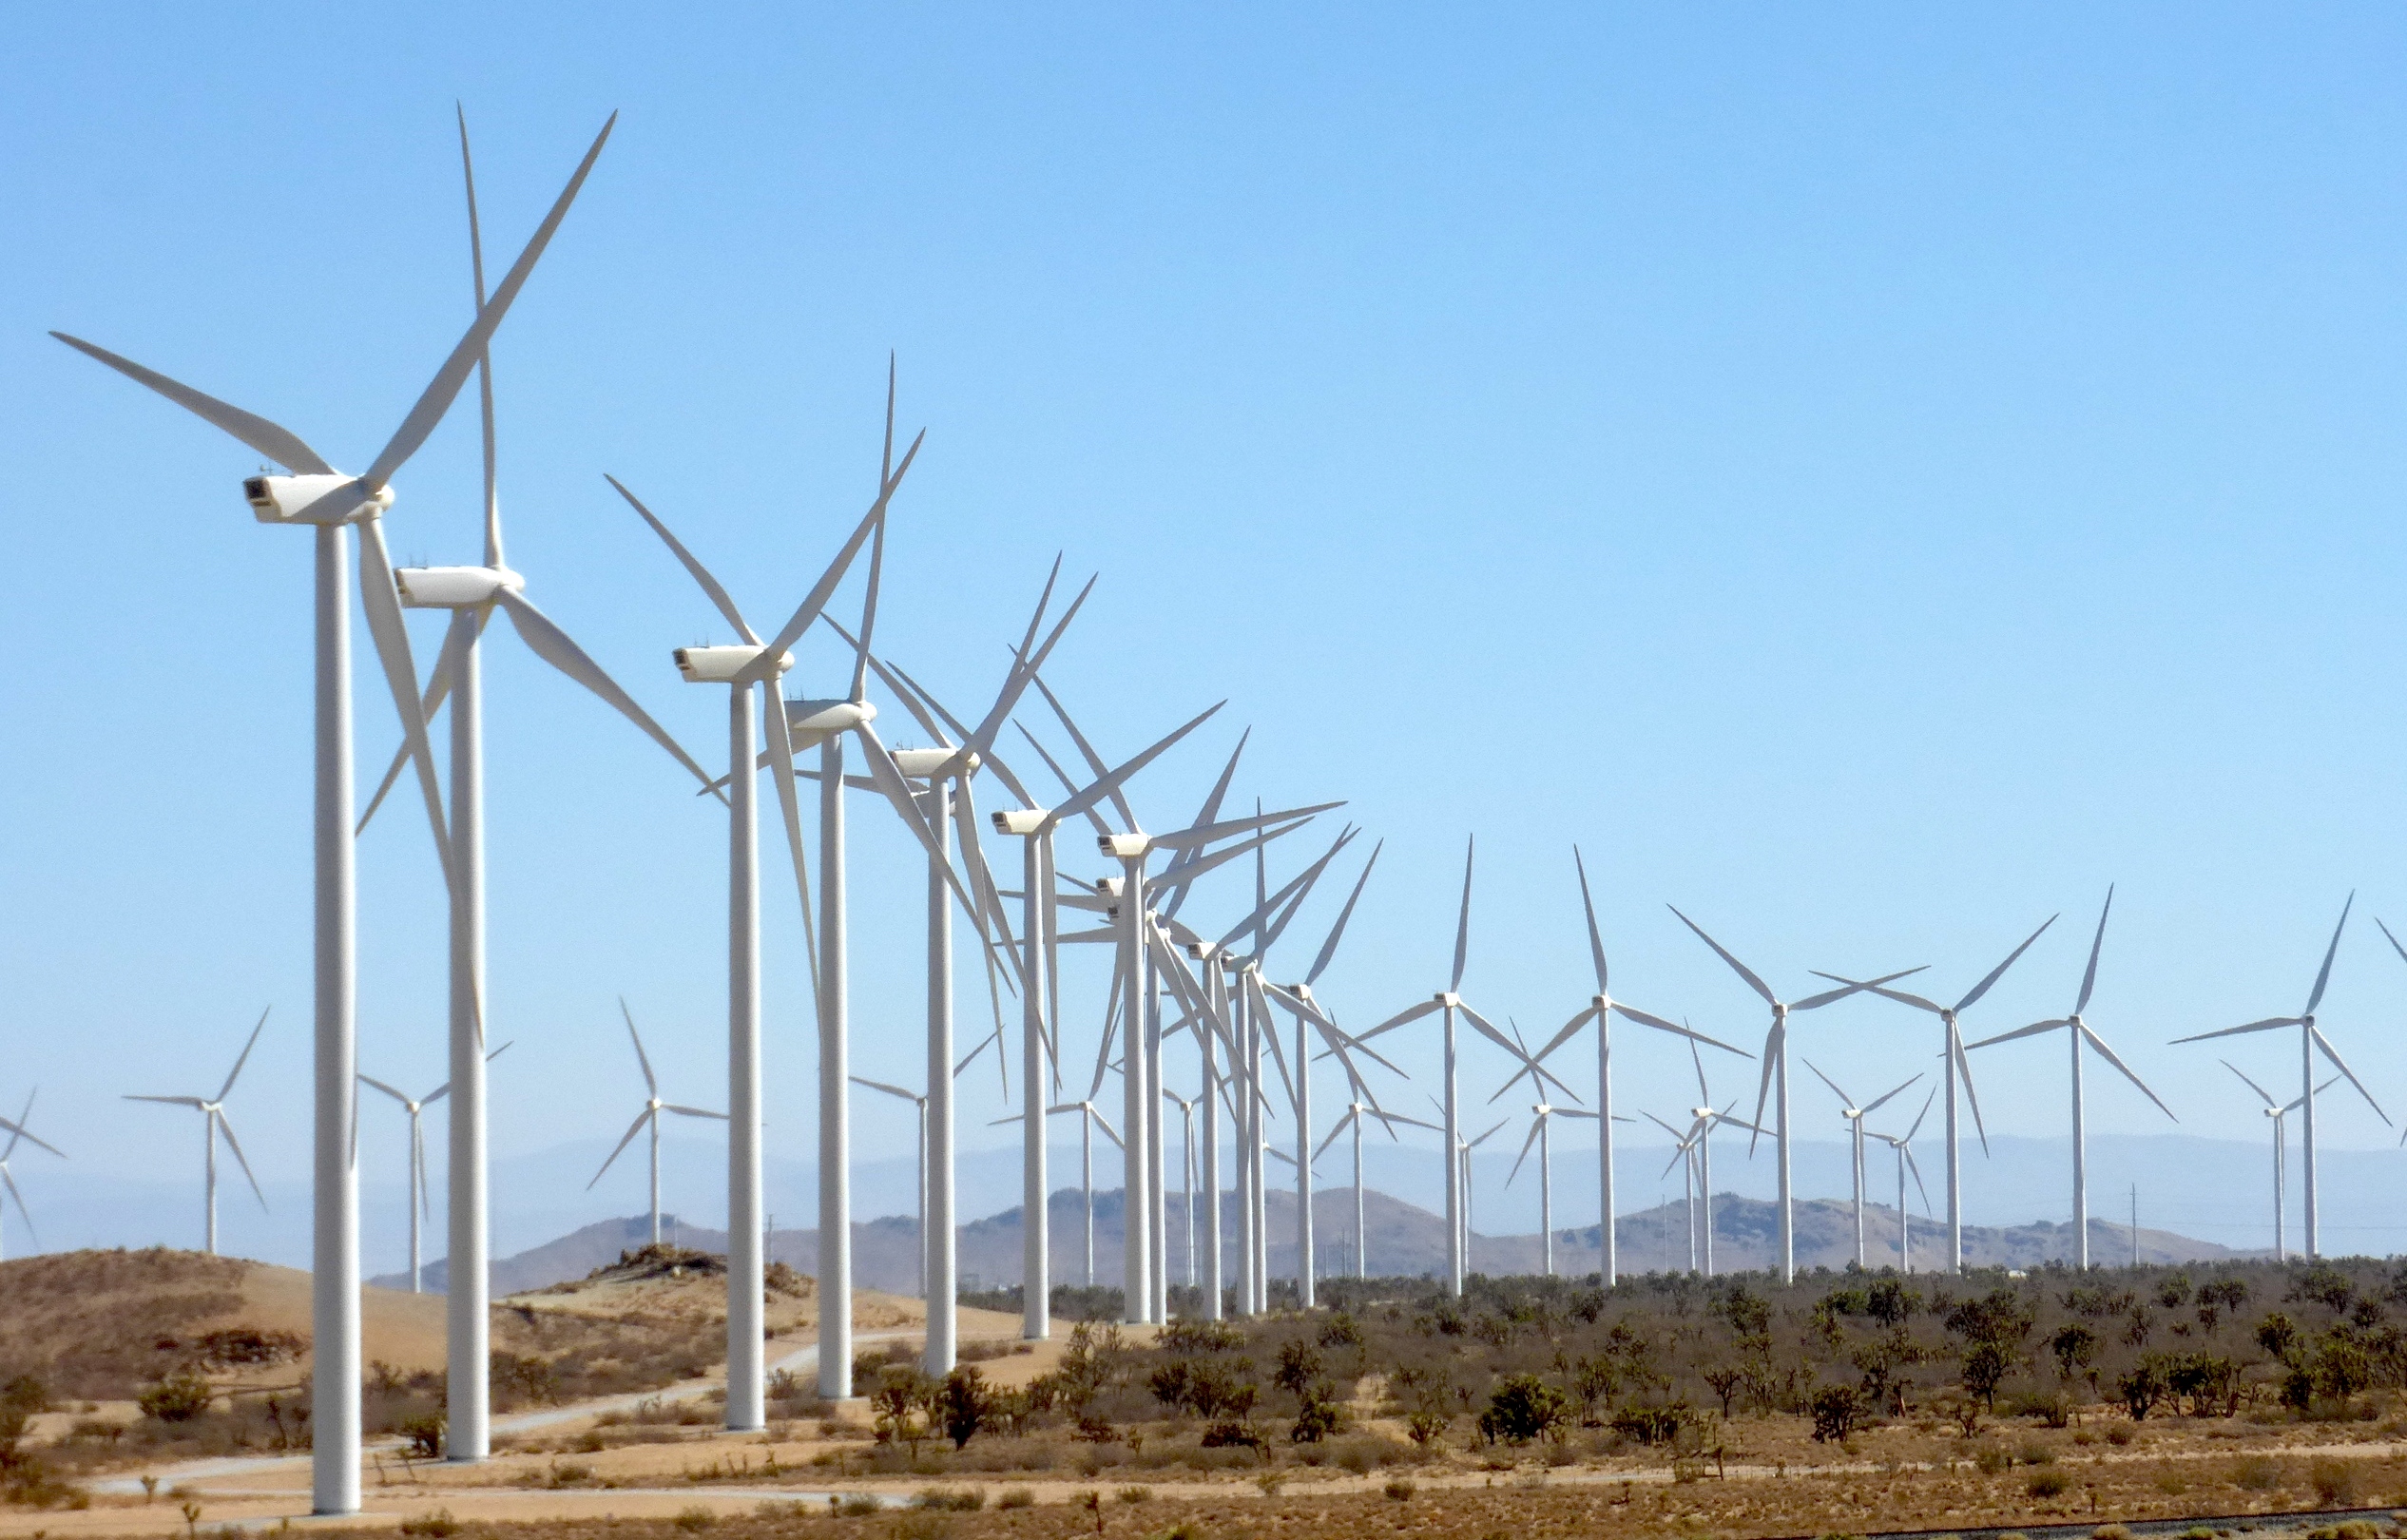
[
  {"left": 587, "top": 1108, "right": 653, "bottom": 1188},
  {"left": 357, "top": 608, "right": 483, "bottom": 836},
  {"left": 621, "top": 1000, "right": 658, "bottom": 1096},
  {"left": 763, "top": 683, "right": 822, "bottom": 996},
  {"left": 456, "top": 106, "right": 502, "bottom": 571},
  {"left": 850, "top": 513, "right": 885, "bottom": 703},
  {"left": 977, "top": 571, "right": 1096, "bottom": 754},
  {"left": 1149, "top": 801, "right": 1346, "bottom": 853},
  {"left": 1507, "top": 1117, "right": 1544, "bottom": 1187},
  {"left": 1304, "top": 839, "right": 1382, "bottom": 988},
  {"left": 219, "top": 1007, "right": 272, "bottom": 1102},
  {"left": 1953, "top": 1028, "right": 1990, "bottom": 1154},
  {"left": 356, "top": 518, "right": 453, "bottom": 892},
  {"left": 1792, "top": 966, "right": 1931, "bottom": 1012},
  {"left": 1904, "top": 1145, "right": 1932, "bottom": 1213},
  {"left": 1801, "top": 1057, "right": 1851, "bottom": 1108},
  {"left": 361, "top": 115, "right": 617, "bottom": 492},
  {"left": 1859, "top": 1073, "right": 1922, "bottom": 1116},
  {"left": 1157, "top": 728, "right": 1249, "bottom": 918},
  {"left": 1570, "top": 844, "right": 1612, "bottom": 995},
  {"left": 2311, "top": 1025, "right": 2390, "bottom": 1125},
  {"left": 0, "top": 1163, "right": 33, "bottom": 1242},
  {"left": 740, "top": 434, "right": 924, "bottom": 686},
  {"left": 664, "top": 1105, "right": 729, "bottom": 1120},
  {"left": 1954, "top": 913, "right": 2058, "bottom": 1014},
  {"left": 2074, "top": 885, "right": 2113, "bottom": 1015},
  {"left": 1612, "top": 1003, "right": 1752, "bottom": 1057},
  {"left": 1015, "top": 724, "right": 1111, "bottom": 836},
  {"left": 849, "top": 1076, "right": 921, "bottom": 1103},
  {"left": 606, "top": 475, "right": 756, "bottom": 642},
  {"left": 1450, "top": 836, "right": 1475, "bottom": 993},
  {"left": 1529, "top": 1004, "right": 1601, "bottom": 1066},
  {"left": 215, "top": 1114, "right": 268, "bottom": 1210},
  {"left": 48, "top": 333, "right": 334, "bottom": 473},
  {"left": 357, "top": 1074, "right": 411, "bottom": 1107},
  {"left": 1039, "top": 701, "right": 1223, "bottom": 835},
  {"left": 1029, "top": 673, "right": 1131, "bottom": 830},
  {"left": 2169, "top": 1016, "right": 2302, "bottom": 1045},
  {"left": 2222, "top": 1058, "right": 2279, "bottom": 1108},
  {"left": 495, "top": 588, "right": 719, "bottom": 794},
  {"left": 1806, "top": 971, "right": 1943, "bottom": 1014},
  {"left": 1666, "top": 906, "right": 1776, "bottom": 1006},
  {"left": 1354, "top": 996, "right": 1441, "bottom": 1044},
  {"left": 1748, "top": 1019, "right": 1782, "bottom": 1155},
  {"left": 2078, "top": 1024, "right": 2177, "bottom": 1123},
  {"left": 1962, "top": 1018, "right": 2070, "bottom": 1051},
  {"left": 2305, "top": 892, "right": 2355, "bottom": 1018}
]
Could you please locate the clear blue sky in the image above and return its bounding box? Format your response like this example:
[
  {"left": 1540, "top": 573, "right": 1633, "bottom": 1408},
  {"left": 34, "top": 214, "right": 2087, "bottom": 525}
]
[{"left": 8, "top": 5, "right": 2407, "bottom": 1249}]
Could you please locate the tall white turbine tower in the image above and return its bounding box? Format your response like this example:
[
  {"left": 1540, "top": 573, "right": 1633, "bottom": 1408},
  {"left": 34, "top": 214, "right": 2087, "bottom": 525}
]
[
  {"left": 1665, "top": 909, "right": 1916, "bottom": 1283},
  {"left": 588, "top": 1005, "right": 728, "bottom": 1246},
  {"left": 1527, "top": 850, "right": 1746, "bottom": 1284},
  {"left": 2173, "top": 896, "right": 2386, "bottom": 1259},
  {"left": 1506, "top": 1096, "right": 1599, "bottom": 1278},
  {"left": 126, "top": 1011, "right": 273, "bottom": 1256},
  {"left": 55, "top": 116, "right": 614, "bottom": 1513},
  {"left": 1963, "top": 890, "right": 2174, "bottom": 1268},
  {"left": 0, "top": 1093, "right": 65, "bottom": 1262},
  {"left": 853, "top": 1077, "right": 929, "bottom": 1296}
]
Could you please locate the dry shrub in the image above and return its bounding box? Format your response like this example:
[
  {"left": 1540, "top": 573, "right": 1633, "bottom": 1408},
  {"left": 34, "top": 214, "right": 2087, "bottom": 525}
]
[
  {"left": 2234, "top": 1455, "right": 2284, "bottom": 1492},
  {"left": 995, "top": 1487, "right": 1035, "bottom": 1510},
  {"left": 1384, "top": 1476, "right": 1416, "bottom": 1500},
  {"left": 2311, "top": 1458, "right": 2360, "bottom": 1507}
]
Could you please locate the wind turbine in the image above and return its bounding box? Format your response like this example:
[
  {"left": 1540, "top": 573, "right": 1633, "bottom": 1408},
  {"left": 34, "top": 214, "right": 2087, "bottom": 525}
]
[
  {"left": 0, "top": 1093, "right": 65, "bottom": 1263},
  {"left": 1050, "top": 1097, "right": 1121, "bottom": 1286},
  {"left": 1527, "top": 849, "right": 1748, "bottom": 1284},
  {"left": 357, "top": 1043, "right": 511, "bottom": 1296},
  {"left": 1314, "top": 1101, "right": 1401, "bottom": 1280},
  {"left": 2224, "top": 1062, "right": 2334, "bottom": 1262},
  {"left": 1643, "top": 1111, "right": 1704, "bottom": 1271},
  {"left": 1163, "top": 1088, "right": 1200, "bottom": 1288},
  {"left": 1867, "top": 1089, "right": 1935, "bottom": 1272},
  {"left": 353, "top": 115, "right": 717, "bottom": 1461},
  {"left": 1810, "top": 917, "right": 2049, "bottom": 1275},
  {"left": 1963, "top": 890, "right": 2175, "bottom": 1268},
  {"left": 1670, "top": 907, "right": 1923, "bottom": 1282},
  {"left": 587, "top": 1005, "right": 727, "bottom": 1246},
  {"left": 2171, "top": 895, "right": 2386, "bottom": 1260},
  {"left": 614, "top": 407, "right": 929, "bottom": 1407},
  {"left": 853, "top": 1077, "right": 928, "bottom": 1297},
  {"left": 126, "top": 1009, "right": 272, "bottom": 1256},
  {"left": 1360, "top": 838, "right": 1574, "bottom": 1296},
  {"left": 54, "top": 115, "right": 615, "bottom": 1516},
  {"left": 1801, "top": 1061, "right": 1921, "bottom": 1269},
  {"left": 1506, "top": 1095, "right": 1600, "bottom": 1278}
]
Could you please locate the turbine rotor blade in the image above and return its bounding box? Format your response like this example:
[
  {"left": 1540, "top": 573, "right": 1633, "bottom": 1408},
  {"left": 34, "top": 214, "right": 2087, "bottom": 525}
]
[{"left": 48, "top": 333, "right": 335, "bottom": 473}]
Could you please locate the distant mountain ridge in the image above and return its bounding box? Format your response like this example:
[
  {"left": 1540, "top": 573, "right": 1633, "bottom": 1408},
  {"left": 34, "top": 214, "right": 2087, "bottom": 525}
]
[{"left": 375, "top": 1185, "right": 2235, "bottom": 1296}]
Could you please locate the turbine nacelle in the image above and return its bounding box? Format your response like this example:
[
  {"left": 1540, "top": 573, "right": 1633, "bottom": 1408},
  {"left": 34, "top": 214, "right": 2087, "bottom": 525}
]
[
  {"left": 1099, "top": 832, "right": 1151, "bottom": 860},
  {"left": 893, "top": 746, "right": 977, "bottom": 780},
  {"left": 991, "top": 807, "right": 1046, "bottom": 837},
  {"left": 673, "top": 644, "right": 793, "bottom": 684},
  {"left": 781, "top": 697, "right": 874, "bottom": 746},
  {"left": 1434, "top": 991, "right": 1461, "bottom": 1009},
  {"left": 243, "top": 473, "right": 391, "bottom": 526},
  {"left": 394, "top": 565, "right": 526, "bottom": 608}
]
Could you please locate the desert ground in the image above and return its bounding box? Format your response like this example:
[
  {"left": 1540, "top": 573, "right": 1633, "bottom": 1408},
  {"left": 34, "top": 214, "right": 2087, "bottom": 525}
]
[{"left": 11, "top": 1251, "right": 2407, "bottom": 1540}]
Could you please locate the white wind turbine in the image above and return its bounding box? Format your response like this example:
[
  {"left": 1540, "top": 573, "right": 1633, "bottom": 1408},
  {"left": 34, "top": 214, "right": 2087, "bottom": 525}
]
[
  {"left": 1669, "top": 908, "right": 1921, "bottom": 1282},
  {"left": 344, "top": 112, "right": 720, "bottom": 1465},
  {"left": 0, "top": 1093, "right": 65, "bottom": 1263},
  {"left": 1642, "top": 1111, "right": 1706, "bottom": 1272},
  {"left": 1360, "top": 839, "right": 1576, "bottom": 1296},
  {"left": 989, "top": 704, "right": 1224, "bottom": 1340},
  {"left": 1868, "top": 1089, "right": 1935, "bottom": 1272},
  {"left": 126, "top": 1010, "right": 272, "bottom": 1257},
  {"left": 2170, "top": 895, "right": 2386, "bottom": 1260},
  {"left": 1049, "top": 1095, "right": 1121, "bottom": 1286},
  {"left": 853, "top": 1076, "right": 929, "bottom": 1297},
  {"left": 1506, "top": 1093, "right": 1601, "bottom": 1278},
  {"left": 1810, "top": 918, "right": 2050, "bottom": 1275},
  {"left": 357, "top": 1042, "right": 511, "bottom": 1296},
  {"left": 1963, "top": 889, "right": 2176, "bottom": 1269},
  {"left": 1525, "top": 849, "right": 1747, "bottom": 1285},
  {"left": 1315, "top": 1100, "right": 1425, "bottom": 1280},
  {"left": 55, "top": 117, "right": 616, "bottom": 1514},
  {"left": 587, "top": 1004, "right": 727, "bottom": 1247},
  {"left": 615, "top": 406, "right": 937, "bottom": 1405},
  {"left": 1801, "top": 1061, "right": 1922, "bottom": 1269},
  {"left": 2224, "top": 1062, "right": 2334, "bottom": 1262}
]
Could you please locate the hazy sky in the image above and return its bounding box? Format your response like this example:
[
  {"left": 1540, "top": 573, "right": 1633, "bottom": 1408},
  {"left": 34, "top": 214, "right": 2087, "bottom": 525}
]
[{"left": 9, "top": 5, "right": 2407, "bottom": 1251}]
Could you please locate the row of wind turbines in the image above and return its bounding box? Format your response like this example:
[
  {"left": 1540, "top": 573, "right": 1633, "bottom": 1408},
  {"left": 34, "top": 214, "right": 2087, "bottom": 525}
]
[{"left": 28, "top": 110, "right": 2397, "bottom": 1523}]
